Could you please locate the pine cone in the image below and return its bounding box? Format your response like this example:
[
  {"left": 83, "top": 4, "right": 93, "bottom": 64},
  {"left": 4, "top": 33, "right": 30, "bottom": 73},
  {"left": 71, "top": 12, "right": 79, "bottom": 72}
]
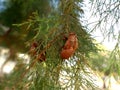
[
  {"left": 29, "top": 42, "right": 38, "bottom": 55},
  {"left": 37, "top": 52, "right": 46, "bottom": 62},
  {"left": 60, "top": 32, "right": 78, "bottom": 59},
  {"left": 60, "top": 47, "right": 74, "bottom": 59},
  {"left": 64, "top": 32, "right": 78, "bottom": 50}
]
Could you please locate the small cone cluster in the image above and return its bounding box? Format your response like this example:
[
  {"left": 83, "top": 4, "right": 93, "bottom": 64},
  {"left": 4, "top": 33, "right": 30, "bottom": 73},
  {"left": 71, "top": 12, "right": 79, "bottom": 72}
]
[
  {"left": 60, "top": 32, "right": 78, "bottom": 59},
  {"left": 29, "top": 42, "right": 38, "bottom": 55},
  {"left": 29, "top": 41, "right": 46, "bottom": 62}
]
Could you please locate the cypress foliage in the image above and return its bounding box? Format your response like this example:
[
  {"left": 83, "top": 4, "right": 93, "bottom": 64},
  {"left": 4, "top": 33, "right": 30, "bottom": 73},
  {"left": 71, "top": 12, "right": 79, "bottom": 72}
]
[
  {"left": 13, "top": 0, "right": 98, "bottom": 89},
  {"left": 0, "top": 0, "right": 98, "bottom": 90}
]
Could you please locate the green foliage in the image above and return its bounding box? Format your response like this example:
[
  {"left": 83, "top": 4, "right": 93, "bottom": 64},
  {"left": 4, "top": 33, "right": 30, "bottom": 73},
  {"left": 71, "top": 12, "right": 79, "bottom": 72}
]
[
  {"left": 2, "top": 0, "right": 120, "bottom": 89},
  {"left": 5, "top": 0, "right": 98, "bottom": 89},
  {"left": 89, "top": 51, "right": 109, "bottom": 72},
  {"left": 0, "top": 0, "right": 52, "bottom": 54}
]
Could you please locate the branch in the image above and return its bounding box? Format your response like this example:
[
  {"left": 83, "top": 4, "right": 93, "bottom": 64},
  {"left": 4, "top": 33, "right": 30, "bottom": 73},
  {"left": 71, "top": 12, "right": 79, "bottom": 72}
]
[{"left": 20, "top": 32, "right": 64, "bottom": 80}]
